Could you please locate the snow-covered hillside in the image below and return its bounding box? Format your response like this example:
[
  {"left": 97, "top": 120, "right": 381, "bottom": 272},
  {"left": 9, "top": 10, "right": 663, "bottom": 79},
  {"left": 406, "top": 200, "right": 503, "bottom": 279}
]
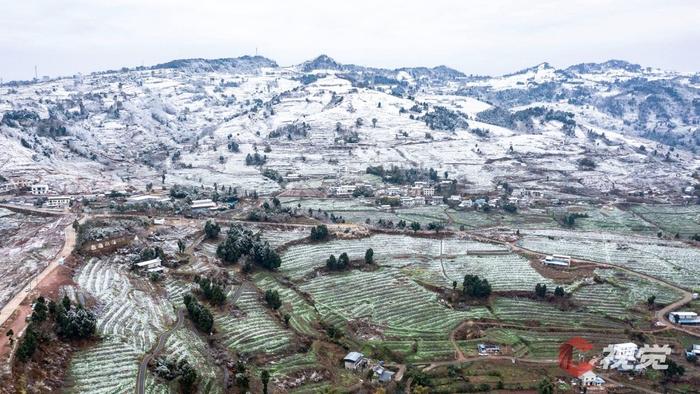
[{"left": 0, "top": 55, "right": 697, "bottom": 197}]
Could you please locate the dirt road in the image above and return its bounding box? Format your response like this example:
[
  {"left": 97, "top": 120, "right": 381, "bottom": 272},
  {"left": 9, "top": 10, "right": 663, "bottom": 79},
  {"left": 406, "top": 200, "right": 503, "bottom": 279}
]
[{"left": 0, "top": 214, "right": 79, "bottom": 368}]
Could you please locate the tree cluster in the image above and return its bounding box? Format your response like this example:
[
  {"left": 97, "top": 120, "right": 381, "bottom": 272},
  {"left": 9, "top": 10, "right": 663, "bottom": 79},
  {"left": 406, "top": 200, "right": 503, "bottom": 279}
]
[
  {"left": 463, "top": 275, "right": 492, "bottom": 298},
  {"left": 245, "top": 152, "right": 267, "bottom": 166},
  {"left": 326, "top": 252, "right": 350, "bottom": 271},
  {"left": 216, "top": 224, "right": 281, "bottom": 270},
  {"left": 195, "top": 276, "right": 226, "bottom": 306},
  {"left": 309, "top": 224, "right": 330, "bottom": 241},
  {"left": 264, "top": 289, "right": 281, "bottom": 310},
  {"left": 183, "top": 293, "right": 214, "bottom": 333}
]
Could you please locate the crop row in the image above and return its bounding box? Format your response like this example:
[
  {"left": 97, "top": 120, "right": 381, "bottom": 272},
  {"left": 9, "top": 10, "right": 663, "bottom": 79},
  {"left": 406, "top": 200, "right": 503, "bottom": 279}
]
[
  {"left": 299, "top": 268, "right": 490, "bottom": 339},
  {"left": 215, "top": 286, "right": 293, "bottom": 354}
]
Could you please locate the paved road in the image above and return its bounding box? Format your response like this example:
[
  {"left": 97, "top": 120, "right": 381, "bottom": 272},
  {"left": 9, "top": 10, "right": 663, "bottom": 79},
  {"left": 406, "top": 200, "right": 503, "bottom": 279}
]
[{"left": 135, "top": 308, "right": 185, "bottom": 394}]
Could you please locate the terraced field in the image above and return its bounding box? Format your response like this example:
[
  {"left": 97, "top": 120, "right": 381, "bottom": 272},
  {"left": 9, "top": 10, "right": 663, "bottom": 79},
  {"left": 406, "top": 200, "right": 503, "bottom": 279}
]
[
  {"left": 253, "top": 273, "right": 320, "bottom": 336},
  {"left": 446, "top": 208, "right": 558, "bottom": 230},
  {"left": 66, "top": 339, "right": 142, "bottom": 394},
  {"left": 299, "top": 268, "right": 491, "bottom": 339},
  {"left": 631, "top": 205, "right": 700, "bottom": 237},
  {"left": 158, "top": 328, "right": 222, "bottom": 393},
  {"left": 215, "top": 285, "right": 293, "bottom": 355},
  {"left": 281, "top": 233, "right": 507, "bottom": 280},
  {"left": 456, "top": 328, "right": 631, "bottom": 360},
  {"left": 491, "top": 298, "right": 625, "bottom": 329},
  {"left": 407, "top": 253, "right": 554, "bottom": 292},
  {"left": 518, "top": 230, "right": 700, "bottom": 290},
  {"left": 66, "top": 258, "right": 177, "bottom": 393},
  {"left": 571, "top": 206, "right": 657, "bottom": 235}
]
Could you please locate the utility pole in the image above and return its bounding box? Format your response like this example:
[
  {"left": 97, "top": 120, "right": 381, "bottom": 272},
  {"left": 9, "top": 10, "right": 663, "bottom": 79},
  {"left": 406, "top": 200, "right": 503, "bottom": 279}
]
[{"left": 34, "top": 65, "right": 38, "bottom": 80}]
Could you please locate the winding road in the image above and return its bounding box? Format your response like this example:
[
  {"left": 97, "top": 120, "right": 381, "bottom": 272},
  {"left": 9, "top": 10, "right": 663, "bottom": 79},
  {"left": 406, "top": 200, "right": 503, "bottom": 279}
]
[{"left": 135, "top": 308, "right": 185, "bottom": 394}]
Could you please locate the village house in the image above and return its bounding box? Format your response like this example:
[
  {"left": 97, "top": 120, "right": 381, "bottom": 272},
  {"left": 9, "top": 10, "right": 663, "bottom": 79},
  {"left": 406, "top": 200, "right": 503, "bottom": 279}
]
[
  {"left": 371, "top": 363, "right": 395, "bottom": 383},
  {"left": 408, "top": 186, "right": 423, "bottom": 197},
  {"left": 459, "top": 199, "right": 473, "bottom": 209},
  {"left": 478, "top": 343, "right": 501, "bottom": 355},
  {"left": 190, "top": 199, "right": 217, "bottom": 210},
  {"left": 285, "top": 172, "right": 302, "bottom": 181},
  {"left": 669, "top": 311, "right": 700, "bottom": 325},
  {"left": 686, "top": 344, "right": 700, "bottom": 358},
  {"left": 400, "top": 196, "right": 415, "bottom": 207},
  {"left": 430, "top": 195, "right": 444, "bottom": 205},
  {"left": 30, "top": 184, "right": 49, "bottom": 195},
  {"left": 386, "top": 187, "right": 402, "bottom": 196},
  {"left": 343, "top": 352, "right": 367, "bottom": 370},
  {"left": 601, "top": 342, "right": 639, "bottom": 371},
  {"left": 414, "top": 181, "right": 428, "bottom": 188},
  {"left": 0, "top": 182, "right": 17, "bottom": 194},
  {"left": 422, "top": 187, "right": 435, "bottom": 197},
  {"left": 135, "top": 258, "right": 162, "bottom": 274},
  {"left": 542, "top": 254, "right": 571, "bottom": 267},
  {"left": 46, "top": 195, "right": 71, "bottom": 208},
  {"left": 448, "top": 195, "right": 462, "bottom": 202},
  {"left": 578, "top": 370, "right": 605, "bottom": 386},
  {"left": 333, "top": 184, "right": 356, "bottom": 197}
]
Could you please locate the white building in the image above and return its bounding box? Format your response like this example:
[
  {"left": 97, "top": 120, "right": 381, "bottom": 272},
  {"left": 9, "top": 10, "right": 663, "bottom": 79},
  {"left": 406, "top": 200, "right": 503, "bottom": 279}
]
[
  {"left": 46, "top": 196, "right": 71, "bottom": 208},
  {"left": 400, "top": 197, "right": 415, "bottom": 207},
  {"left": 669, "top": 311, "right": 700, "bottom": 325},
  {"left": 190, "top": 199, "right": 217, "bottom": 210},
  {"left": 386, "top": 187, "right": 401, "bottom": 196},
  {"left": 601, "top": 342, "right": 638, "bottom": 370},
  {"left": 459, "top": 199, "right": 474, "bottom": 209},
  {"left": 542, "top": 254, "right": 571, "bottom": 267},
  {"left": 431, "top": 195, "right": 444, "bottom": 205},
  {"left": 135, "top": 258, "right": 161, "bottom": 270},
  {"left": 422, "top": 187, "right": 435, "bottom": 197},
  {"left": 578, "top": 371, "right": 605, "bottom": 386},
  {"left": 448, "top": 195, "right": 462, "bottom": 202},
  {"left": 30, "top": 184, "right": 49, "bottom": 195}
]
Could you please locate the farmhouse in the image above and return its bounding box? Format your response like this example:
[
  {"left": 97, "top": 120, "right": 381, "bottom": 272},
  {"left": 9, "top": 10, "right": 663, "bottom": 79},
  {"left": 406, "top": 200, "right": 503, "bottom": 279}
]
[
  {"left": 0, "top": 182, "right": 17, "bottom": 194},
  {"left": 669, "top": 311, "right": 700, "bottom": 325},
  {"left": 601, "top": 342, "right": 638, "bottom": 370},
  {"left": 578, "top": 371, "right": 605, "bottom": 386},
  {"left": 477, "top": 343, "right": 500, "bottom": 355},
  {"left": 30, "top": 184, "right": 49, "bottom": 195},
  {"left": 46, "top": 195, "right": 71, "bottom": 208},
  {"left": 448, "top": 195, "right": 462, "bottom": 202},
  {"left": 542, "top": 254, "right": 571, "bottom": 267},
  {"left": 386, "top": 187, "right": 401, "bottom": 196},
  {"left": 422, "top": 187, "right": 435, "bottom": 197},
  {"left": 190, "top": 199, "right": 217, "bottom": 210},
  {"left": 343, "top": 352, "right": 367, "bottom": 370},
  {"left": 430, "top": 195, "right": 444, "bottom": 205},
  {"left": 459, "top": 199, "right": 473, "bottom": 208},
  {"left": 400, "top": 197, "right": 415, "bottom": 207},
  {"left": 686, "top": 344, "right": 700, "bottom": 358},
  {"left": 135, "top": 258, "right": 161, "bottom": 271},
  {"left": 371, "top": 364, "right": 395, "bottom": 383}
]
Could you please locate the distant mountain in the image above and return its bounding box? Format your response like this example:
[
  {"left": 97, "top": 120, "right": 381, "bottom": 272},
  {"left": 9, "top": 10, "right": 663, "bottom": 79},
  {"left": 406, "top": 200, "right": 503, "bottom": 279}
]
[{"left": 151, "top": 55, "right": 278, "bottom": 73}]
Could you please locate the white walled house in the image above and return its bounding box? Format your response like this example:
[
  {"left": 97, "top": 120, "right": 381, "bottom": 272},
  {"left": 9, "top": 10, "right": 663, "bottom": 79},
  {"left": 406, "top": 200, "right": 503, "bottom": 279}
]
[
  {"left": 343, "top": 352, "right": 366, "bottom": 370},
  {"left": 46, "top": 196, "right": 71, "bottom": 208},
  {"left": 30, "top": 184, "right": 49, "bottom": 195},
  {"left": 669, "top": 311, "right": 700, "bottom": 325}
]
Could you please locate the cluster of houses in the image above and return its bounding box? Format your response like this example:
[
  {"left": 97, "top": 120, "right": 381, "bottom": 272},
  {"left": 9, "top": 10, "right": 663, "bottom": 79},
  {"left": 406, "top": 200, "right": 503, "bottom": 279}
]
[
  {"left": 342, "top": 352, "right": 395, "bottom": 383},
  {"left": 331, "top": 181, "right": 501, "bottom": 209}
]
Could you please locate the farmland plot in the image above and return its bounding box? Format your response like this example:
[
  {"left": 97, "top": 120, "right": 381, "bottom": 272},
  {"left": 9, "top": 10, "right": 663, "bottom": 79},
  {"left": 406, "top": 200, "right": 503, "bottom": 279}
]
[
  {"left": 518, "top": 231, "right": 700, "bottom": 289},
  {"left": 491, "top": 298, "right": 625, "bottom": 329},
  {"left": 446, "top": 209, "right": 558, "bottom": 230},
  {"left": 158, "top": 328, "right": 222, "bottom": 393},
  {"left": 299, "top": 269, "right": 491, "bottom": 340},
  {"left": 407, "top": 253, "right": 554, "bottom": 292},
  {"left": 258, "top": 228, "right": 309, "bottom": 249},
  {"left": 66, "top": 338, "right": 142, "bottom": 394},
  {"left": 215, "top": 285, "right": 293, "bottom": 355},
  {"left": 66, "top": 258, "right": 176, "bottom": 392},
  {"left": 281, "top": 233, "right": 507, "bottom": 280},
  {"left": 631, "top": 205, "right": 700, "bottom": 237},
  {"left": 253, "top": 273, "right": 320, "bottom": 336}
]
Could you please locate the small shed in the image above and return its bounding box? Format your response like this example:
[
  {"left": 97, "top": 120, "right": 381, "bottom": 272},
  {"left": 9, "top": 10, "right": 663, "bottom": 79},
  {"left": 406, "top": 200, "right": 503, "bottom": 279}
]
[{"left": 342, "top": 352, "right": 365, "bottom": 370}]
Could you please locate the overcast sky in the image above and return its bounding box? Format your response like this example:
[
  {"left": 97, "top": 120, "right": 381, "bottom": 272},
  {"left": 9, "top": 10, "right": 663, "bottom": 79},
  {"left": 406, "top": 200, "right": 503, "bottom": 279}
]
[{"left": 2, "top": 0, "right": 699, "bottom": 81}]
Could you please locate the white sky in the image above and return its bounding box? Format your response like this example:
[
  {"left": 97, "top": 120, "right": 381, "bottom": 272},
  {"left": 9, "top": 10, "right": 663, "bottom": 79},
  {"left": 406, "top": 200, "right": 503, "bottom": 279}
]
[{"left": 1, "top": 0, "right": 699, "bottom": 81}]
